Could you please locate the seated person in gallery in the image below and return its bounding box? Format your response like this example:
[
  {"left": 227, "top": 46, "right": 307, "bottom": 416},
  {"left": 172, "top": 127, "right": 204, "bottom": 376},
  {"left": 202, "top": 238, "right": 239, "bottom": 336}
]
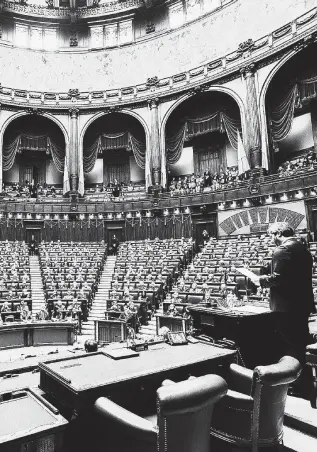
[
  {"left": 120, "top": 304, "right": 136, "bottom": 323},
  {"left": 0, "top": 279, "right": 6, "bottom": 291},
  {"left": 1, "top": 300, "right": 12, "bottom": 313},
  {"left": 110, "top": 299, "right": 121, "bottom": 312},
  {"left": 17, "top": 300, "right": 32, "bottom": 321},
  {"left": 63, "top": 290, "right": 73, "bottom": 303},
  {"left": 6, "top": 290, "right": 16, "bottom": 301},
  {"left": 36, "top": 306, "right": 49, "bottom": 321},
  {"left": 55, "top": 299, "right": 65, "bottom": 319},
  {"left": 21, "top": 288, "right": 29, "bottom": 299},
  {"left": 219, "top": 283, "right": 229, "bottom": 299},
  {"left": 172, "top": 291, "right": 181, "bottom": 304},
  {"left": 67, "top": 298, "right": 81, "bottom": 318},
  {"left": 166, "top": 302, "right": 180, "bottom": 317},
  {"left": 112, "top": 279, "right": 121, "bottom": 290}
]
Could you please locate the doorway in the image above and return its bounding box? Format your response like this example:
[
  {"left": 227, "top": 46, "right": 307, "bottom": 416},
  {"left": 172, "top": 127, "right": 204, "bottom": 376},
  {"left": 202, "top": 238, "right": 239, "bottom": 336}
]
[{"left": 25, "top": 228, "right": 42, "bottom": 247}]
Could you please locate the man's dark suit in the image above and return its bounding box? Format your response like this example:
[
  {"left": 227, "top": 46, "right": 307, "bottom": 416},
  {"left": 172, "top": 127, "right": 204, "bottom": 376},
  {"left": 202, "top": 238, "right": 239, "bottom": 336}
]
[{"left": 260, "top": 237, "right": 315, "bottom": 364}]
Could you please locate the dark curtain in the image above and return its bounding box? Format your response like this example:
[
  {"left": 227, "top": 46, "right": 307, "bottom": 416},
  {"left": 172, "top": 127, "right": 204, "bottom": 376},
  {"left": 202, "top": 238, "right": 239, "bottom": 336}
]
[
  {"left": 42, "top": 220, "right": 105, "bottom": 241},
  {"left": 125, "top": 215, "right": 192, "bottom": 241},
  {"left": 0, "top": 220, "right": 25, "bottom": 241}
]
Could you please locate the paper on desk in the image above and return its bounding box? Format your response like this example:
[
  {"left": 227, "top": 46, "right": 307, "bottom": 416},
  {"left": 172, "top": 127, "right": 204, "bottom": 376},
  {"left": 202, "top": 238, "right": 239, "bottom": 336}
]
[{"left": 236, "top": 267, "right": 259, "bottom": 281}]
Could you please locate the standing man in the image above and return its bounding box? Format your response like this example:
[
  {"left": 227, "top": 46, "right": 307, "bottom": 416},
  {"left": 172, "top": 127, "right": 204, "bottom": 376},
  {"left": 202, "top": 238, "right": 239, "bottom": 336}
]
[
  {"left": 111, "top": 234, "right": 119, "bottom": 256},
  {"left": 253, "top": 222, "right": 315, "bottom": 365}
]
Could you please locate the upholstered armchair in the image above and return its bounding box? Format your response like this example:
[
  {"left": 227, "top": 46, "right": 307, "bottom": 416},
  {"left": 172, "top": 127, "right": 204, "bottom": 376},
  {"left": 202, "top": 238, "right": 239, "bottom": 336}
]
[
  {"left": 94, "top": 374, "right": 228, "bottom": 452},
  {"left": 210, "top": 356, "right": 302, "bottom": 452}
]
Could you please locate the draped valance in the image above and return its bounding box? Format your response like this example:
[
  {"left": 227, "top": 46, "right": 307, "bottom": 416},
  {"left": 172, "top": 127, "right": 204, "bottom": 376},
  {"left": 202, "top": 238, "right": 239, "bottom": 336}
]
[
  {"left": 83, "top": 132, "right": 146, "bottom": 173},
  {"left": 165, "top": 111, "right": 242, "bottom": 165},
  {"left": 3, "top": 134, "right": 65, "bottom": 172},
  {"left": 270, "top": 72, "right": 317, "bottom": 142}
]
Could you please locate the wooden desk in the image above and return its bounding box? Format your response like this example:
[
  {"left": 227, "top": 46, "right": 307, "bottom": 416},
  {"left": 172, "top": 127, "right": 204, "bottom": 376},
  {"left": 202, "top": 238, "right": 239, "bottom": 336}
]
[
  {"left": 156, "top": 314, "right": 191, "bottom": 334},
  {"left": 188, "top": 305, "right": 273, "bottom": 368},
  {"left": 94, "top": 319, "right": 127, "bottom": 344},
  {"left": 0, "top": 387, "right": 67, "bottom": 452},
  {"left": 39, "top": 343, "right": 236, "bottom": 418},
  {"left": 0, "top": 321, "right": 75, "bottom": 350}
]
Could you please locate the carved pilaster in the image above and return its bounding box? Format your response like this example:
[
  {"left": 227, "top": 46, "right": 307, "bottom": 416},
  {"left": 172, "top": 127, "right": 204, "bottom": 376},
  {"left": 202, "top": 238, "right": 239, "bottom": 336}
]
[
  {"left": 69, "top": 108, "right": 79, "bottom": 193},
  {"left": 147, "top": 97, "right": 159, "bottom": 109},
  {"left": 147, "top": 97, "right": 161, "bottom": 186},
  {"left": 241, "top": 63, "right": 262, "bottom": 168}
]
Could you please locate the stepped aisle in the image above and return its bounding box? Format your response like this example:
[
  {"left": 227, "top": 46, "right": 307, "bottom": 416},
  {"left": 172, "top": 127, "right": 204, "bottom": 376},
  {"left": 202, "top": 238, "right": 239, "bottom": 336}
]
[
  {"left": 29, "top": 255, "right": 46, "bottom": 315},
  {"left": 138, "top": 304, "right": 163, "bottom": 338},
  {"left": 81, "top": 256, "right": 117, "bottom": 336}
]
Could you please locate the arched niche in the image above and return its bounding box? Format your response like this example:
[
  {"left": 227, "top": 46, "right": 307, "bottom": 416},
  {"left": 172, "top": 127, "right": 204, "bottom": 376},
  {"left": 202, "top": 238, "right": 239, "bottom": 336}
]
[
  {"left": 2, "top": 114, "right": 66, "bottom": 189},
  {"left": 82, "top": 112, "right": 146, "bottom": 188},
  {"left": 265, "top": 43, "right": 317, "bottom": 171},
  {"left": 163, "top": 91, "right": 244, "bottom": 181}
]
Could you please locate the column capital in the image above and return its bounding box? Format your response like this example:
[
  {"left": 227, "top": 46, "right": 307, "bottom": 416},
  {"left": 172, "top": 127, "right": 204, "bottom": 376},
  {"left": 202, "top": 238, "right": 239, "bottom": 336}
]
[
  {"left": 147, "top": 97, "right": 159, "bottom": 109},
  {"left": 240, "top": 63, "right": 257, "bottom": 78},
  {"left": 69, "top": 108, "right": 79, "bottom": 118}
]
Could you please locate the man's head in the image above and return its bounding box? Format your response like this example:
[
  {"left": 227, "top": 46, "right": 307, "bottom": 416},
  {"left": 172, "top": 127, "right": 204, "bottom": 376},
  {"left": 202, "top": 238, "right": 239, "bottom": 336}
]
[{"left": 267, "top": 222, "right": 294, "bottom": 245}]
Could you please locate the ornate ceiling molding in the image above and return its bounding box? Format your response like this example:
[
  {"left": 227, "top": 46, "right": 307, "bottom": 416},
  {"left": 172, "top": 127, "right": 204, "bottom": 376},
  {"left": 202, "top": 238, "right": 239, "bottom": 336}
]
[{"left": 1, "top": 7, "right": 317, "bottom": 112}]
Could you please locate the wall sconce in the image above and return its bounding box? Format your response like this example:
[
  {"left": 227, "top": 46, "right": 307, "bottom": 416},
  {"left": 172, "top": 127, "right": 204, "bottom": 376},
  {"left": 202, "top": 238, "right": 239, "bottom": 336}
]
[
  {"left": 8, "top": 213, "right": 12, "bottom": 219},
  {"left": 126, "top": 212, "right": 132, "bottom": 219},
  {"left": 218, "top": 203, "right": 225, "bottom": 210},
  {"left": 116, "top": 213, "right": 122, "bottom": 219},
  {"left": 295, "top": 190, "right": 304, "bottom": 199},
  {"left": 79, "top": 214, "right": 85, "bottom": 220},
  {"left": 174, "top": 208, "right": 180, "bottom": 215},
  {"left": 45, "top": 214, "right": 50, "bottom": 220},
  {"left": 146, "top": 211, "right": 151, "bottom": 217},
  {"left": 163, "top": 209, "right": 169, "bottom": 216},
  {"left": 54, "top": 214, "right": 59, "bottom": 219},
  {"left": 98, "top": 214, "right": 103, "bottom": 219},
  {"left": 136, "top": 211, "right": 141, "bottom": 218},
  {"left": 184, "top": 207, "right": 190, "bottom": 214},
  {"left": 64, "top": 214, "right": 69, "bottom": 220},
  {"left": 107, "top": 213, "right": 113, "bottom": 219},
  {"left": 265, "top": 195, "right": 273, "bottom": 204},
  {"left": 243, "top": 199, "right": 250, "bottom": 207},
  {"left": 231, "top": 201, "right": 237, "bottom": 209},
  {"left": 281, "top": 193, "right": 288, "bottom": 202}
]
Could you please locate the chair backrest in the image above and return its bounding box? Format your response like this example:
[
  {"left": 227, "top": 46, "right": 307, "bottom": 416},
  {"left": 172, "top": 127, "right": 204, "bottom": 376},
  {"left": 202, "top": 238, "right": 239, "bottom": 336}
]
[
  {"left": 157, "top": 374, "right": 227, "bottom": 452},
  {"left": 252, "top": 356, "right": 302, "bottom": 443}
]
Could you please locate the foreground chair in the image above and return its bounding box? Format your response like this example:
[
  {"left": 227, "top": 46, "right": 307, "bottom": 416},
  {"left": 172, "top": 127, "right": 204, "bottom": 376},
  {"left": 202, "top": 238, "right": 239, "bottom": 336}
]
[
  {"left": 210, "top": 356, "right": 302, "bottom": 452},
  {"left": 94, "top": 374, "right": 227, "bottom": 452}
]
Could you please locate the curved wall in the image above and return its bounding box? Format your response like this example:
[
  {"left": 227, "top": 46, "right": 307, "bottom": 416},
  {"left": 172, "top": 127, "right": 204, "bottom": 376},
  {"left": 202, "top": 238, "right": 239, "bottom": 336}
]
[{"left": 0, "top": 0, "right": 315, "bottom": 92}]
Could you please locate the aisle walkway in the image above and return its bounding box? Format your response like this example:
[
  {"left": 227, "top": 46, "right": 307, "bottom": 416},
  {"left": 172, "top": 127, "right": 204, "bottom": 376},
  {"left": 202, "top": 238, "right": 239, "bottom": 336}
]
[
  {"left": 29, "top": 255, "right": 46, "bottom": 314},
  {"left": 81, "top": 256, "right": 116, "bottom": 336}
]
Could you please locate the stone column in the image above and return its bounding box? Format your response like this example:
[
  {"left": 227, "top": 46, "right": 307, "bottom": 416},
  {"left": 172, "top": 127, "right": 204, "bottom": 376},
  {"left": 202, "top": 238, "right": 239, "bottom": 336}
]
[
  {"left": 69, "top": 108, "right": 79, "bottom": 193},
  {"left": 148, "top": 98, "right": 161, "bottom": 186},
  {"left": 241, "top": 64, "right": 262, "bottom": 170},
  {"left": 310, "top": 100, "right": 317, "bottom": 157},
  {"left": 0, "top": 104, "right": 2, "bottom": 193}
]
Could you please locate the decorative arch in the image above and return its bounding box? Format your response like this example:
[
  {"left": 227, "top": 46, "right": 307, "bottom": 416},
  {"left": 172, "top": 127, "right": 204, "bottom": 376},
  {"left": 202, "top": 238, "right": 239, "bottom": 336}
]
[
  {"left": 0, "top": 111, "right": 69, "bottom": 192},
  {"left": 160, "top": 86, "right": 247, "bottom": 186},
  {"left": 258, "top": 48, "right": 303, "bottom": 171},
  {"left": 80, "top": 109, "right": 151, "bottom": 189}
]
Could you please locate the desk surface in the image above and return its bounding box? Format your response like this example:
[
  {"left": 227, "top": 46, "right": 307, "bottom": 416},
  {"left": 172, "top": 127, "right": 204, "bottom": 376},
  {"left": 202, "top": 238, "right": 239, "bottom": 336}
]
[
  {"left": 188, "top": 305, "right": 271, "bottom": 317},
  {"left": 39, "top": 342, "right": 235, "bottom": 392},
  {"left": 0, "top": 389, "right": 67, "bottom": 445}
]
